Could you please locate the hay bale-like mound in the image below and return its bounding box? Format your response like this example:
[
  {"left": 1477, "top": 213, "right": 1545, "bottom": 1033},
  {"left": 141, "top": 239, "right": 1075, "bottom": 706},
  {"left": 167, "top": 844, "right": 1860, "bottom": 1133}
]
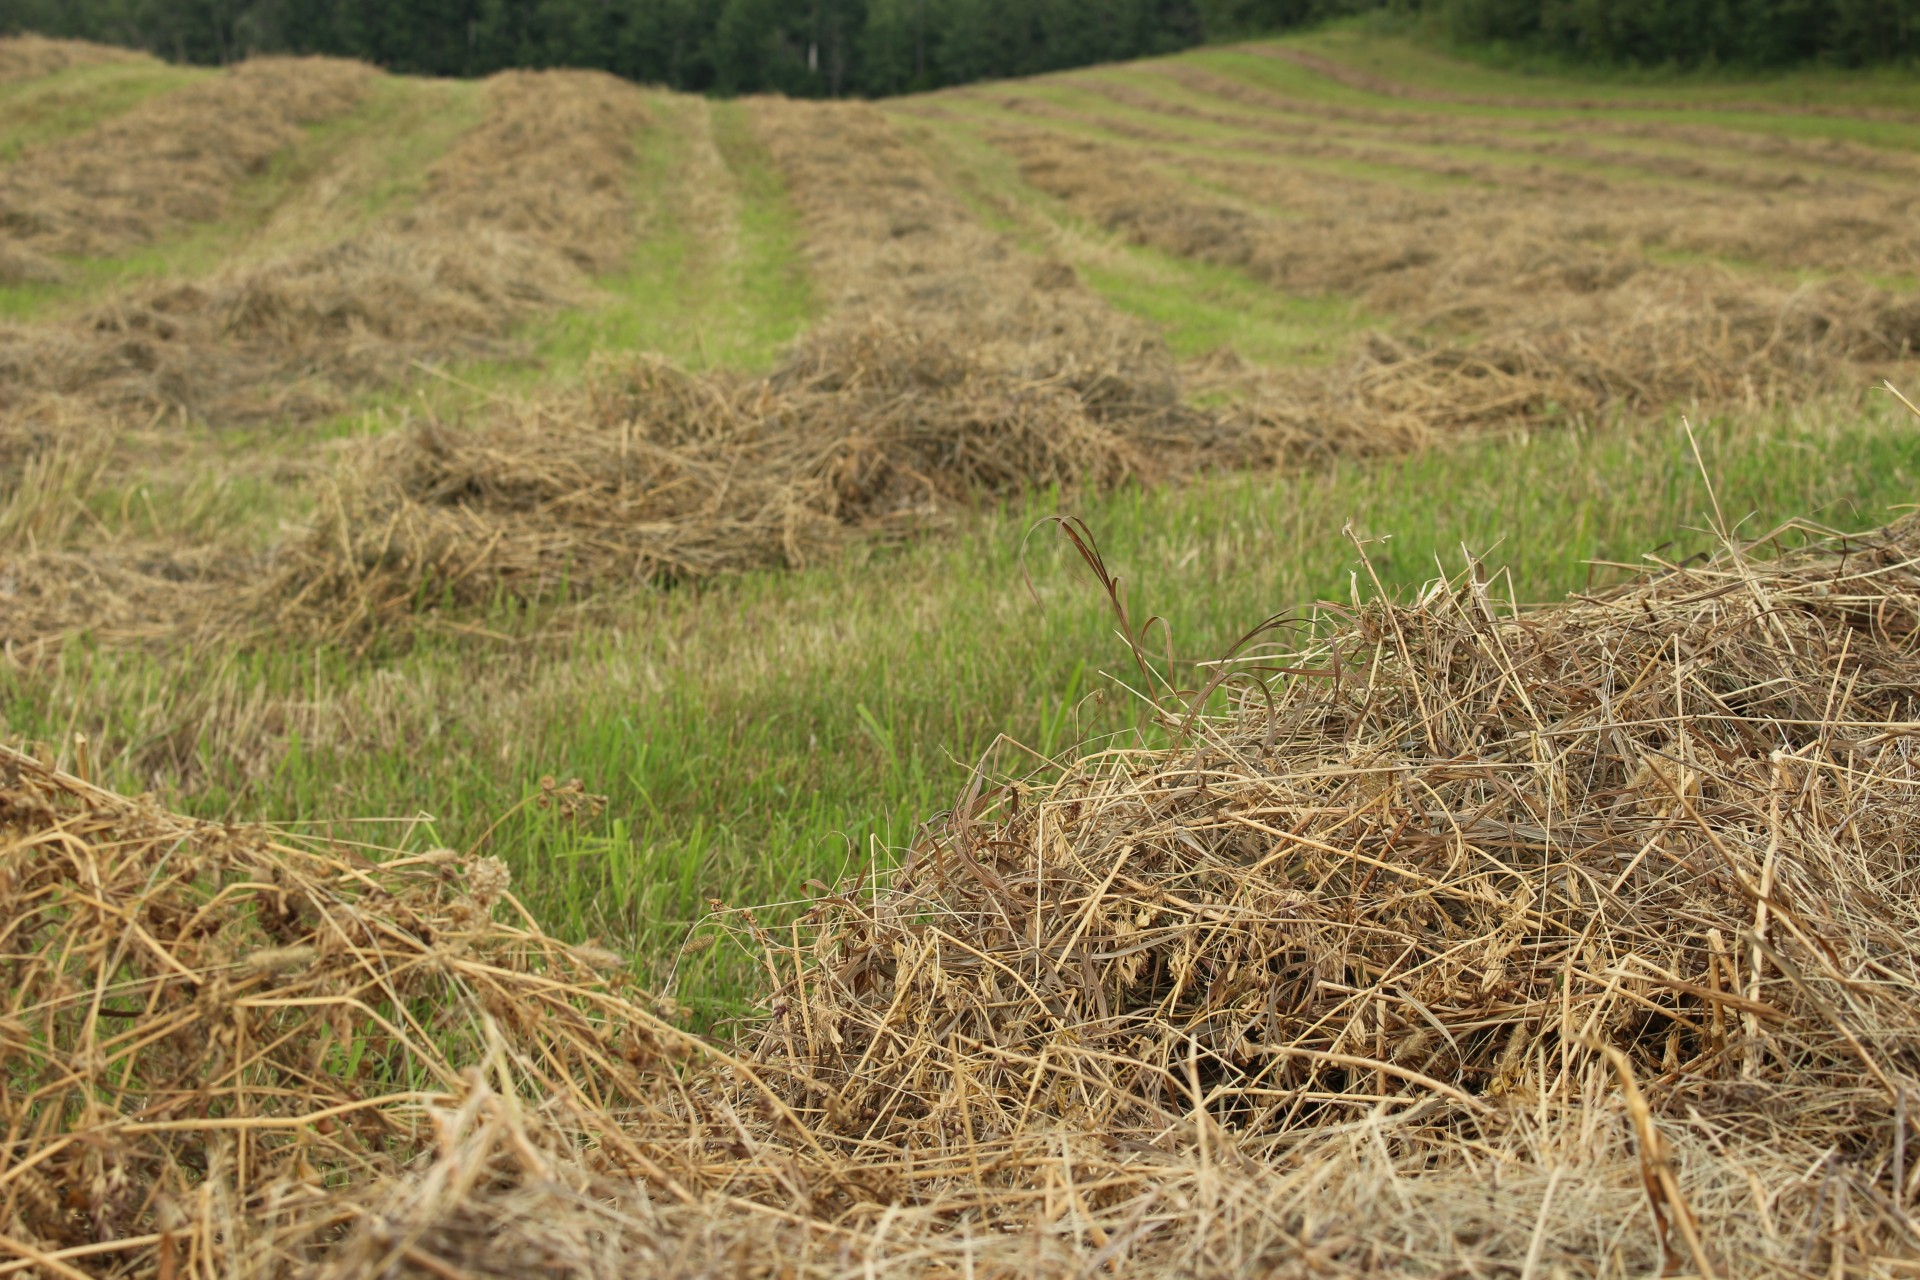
[
  {"left": 0, "top": 745, "right": 698, "bottom": 1276},
  {"left": 736, "top": 514, "right": 1920, "bottom": 1275},
  {"left": 262, "top": 323, "right": 1230, "bottom": 640}
]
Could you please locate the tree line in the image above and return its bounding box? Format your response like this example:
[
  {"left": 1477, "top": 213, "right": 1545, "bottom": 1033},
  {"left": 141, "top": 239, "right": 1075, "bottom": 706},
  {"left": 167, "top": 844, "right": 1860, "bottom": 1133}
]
[
  {"left": 0, "top": 0, "right": 1366, "bottom": 93},
  {"left": 0, "top": 0, "right": 1911, "bottom": 94},
  {"left": 1439, "top": 0, "right": 1916, "bottom": 69}
]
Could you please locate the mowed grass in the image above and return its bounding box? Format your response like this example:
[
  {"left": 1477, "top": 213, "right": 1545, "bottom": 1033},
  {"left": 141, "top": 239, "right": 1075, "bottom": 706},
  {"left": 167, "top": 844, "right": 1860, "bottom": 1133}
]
[
  {"left": 1300, "top": 22, "right": 1920, "bottom": 115},
  {"left": 11, "top": 394, "right": 1915, "bottom": 1022},
  {"left": 515, "top": 96, "right": 816, "bottom": 378},
  {"left": 5, "top": 33, "right": 1919, "bottom": 1029},
  {"left": 895, "top": 111, "right": 1373, "bottom": 366},
  {"left": 0, "top": 74, "right": 486, "bottom": 321},
  {"left": 0, "top": 57, "right": 206, "bottom": 160},
  {"left": 1196, "top": 34, "right": 1920, "bottom": 149}
]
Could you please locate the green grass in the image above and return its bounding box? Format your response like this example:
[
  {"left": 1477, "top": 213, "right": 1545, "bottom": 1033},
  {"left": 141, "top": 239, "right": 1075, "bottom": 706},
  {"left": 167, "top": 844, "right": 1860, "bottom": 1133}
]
[
  {"left": 0, "top": 58, "right": 207, "bottom": 161},
  {"left": 897, "top": 112, "right": 1373, "bottom": 366},
  {"left": 517, "top": 95, "right": 815, "bottom": 378},
  {"left": 1193, "top": 39, "right": 1920, "bottom": 150},
  {"left": 12, "top": 396, "right": 1916, "bottom": 1024}
]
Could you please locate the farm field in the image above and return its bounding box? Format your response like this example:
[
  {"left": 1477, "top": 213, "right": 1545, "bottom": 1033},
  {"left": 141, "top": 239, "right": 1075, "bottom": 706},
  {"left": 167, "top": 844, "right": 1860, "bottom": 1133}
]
[{"left": 3, "top": 25, "right": 1920, "bottom": 1277}]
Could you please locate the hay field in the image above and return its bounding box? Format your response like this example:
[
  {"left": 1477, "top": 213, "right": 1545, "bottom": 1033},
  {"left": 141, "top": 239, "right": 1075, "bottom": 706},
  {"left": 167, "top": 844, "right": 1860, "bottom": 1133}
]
[{"left": 3, "top": 28, "right": 1920, "bottom": 1279}]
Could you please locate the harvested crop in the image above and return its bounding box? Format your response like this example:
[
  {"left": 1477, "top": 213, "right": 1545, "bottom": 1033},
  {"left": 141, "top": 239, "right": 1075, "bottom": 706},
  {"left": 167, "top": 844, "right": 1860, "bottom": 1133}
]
[{"left": 13, "top": 509, "right": 1920, "bottom": 1276}]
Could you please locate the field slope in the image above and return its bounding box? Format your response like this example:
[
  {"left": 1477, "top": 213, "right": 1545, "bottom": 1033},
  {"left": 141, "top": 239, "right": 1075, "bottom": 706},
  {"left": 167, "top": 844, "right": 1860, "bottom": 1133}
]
[{"left": 1, "top": 30, "right": 1918, "bottom": 1278}]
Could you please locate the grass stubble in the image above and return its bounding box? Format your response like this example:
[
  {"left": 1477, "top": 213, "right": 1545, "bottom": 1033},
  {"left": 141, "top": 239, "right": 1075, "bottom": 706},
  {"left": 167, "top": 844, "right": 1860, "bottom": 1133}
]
[
  {"left": 2, "top": 31, "right": 1920, "bottom": 1279},
  {"left": 8, "top": 479, "right": 1920, "bottom": 1276}
]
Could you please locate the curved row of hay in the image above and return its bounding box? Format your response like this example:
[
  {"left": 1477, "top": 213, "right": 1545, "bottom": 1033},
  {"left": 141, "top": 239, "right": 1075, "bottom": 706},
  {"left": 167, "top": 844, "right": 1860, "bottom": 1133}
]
[
  {"left": 8, "top": 513, "right": 1918, "bottom": 1275},
  {"left": 998, "top": 126, "right": 1920, "bottom": 449},
  {"left": 261, "top": 326, "right": 1227, "bottom": 641},
  {"left": 0, "top": 34, "right": 143, "bottom": 84},
  {"left": 0, "top": 68, "right": 649, "bottom": 430},
  {"left": 0, "top": 56, "right": 374, "bottom": 285}
]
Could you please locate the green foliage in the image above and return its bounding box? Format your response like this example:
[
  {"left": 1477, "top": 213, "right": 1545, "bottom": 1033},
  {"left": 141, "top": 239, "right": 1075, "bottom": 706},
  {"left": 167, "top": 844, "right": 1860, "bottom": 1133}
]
[
  {"left": 1440, "top": 0, "right": 1918, "bottom": 67},
  {"left": 6, "top": 0, "right": 1910, "bottom": 89}
]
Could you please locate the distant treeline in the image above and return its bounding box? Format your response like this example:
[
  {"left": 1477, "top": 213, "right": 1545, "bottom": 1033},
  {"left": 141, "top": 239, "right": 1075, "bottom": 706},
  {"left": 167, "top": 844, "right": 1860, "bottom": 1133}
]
[
  {"left": 0, "top": 0, "right": 1368, "bottom": 93},
  {"left": 0, "top": 0, "right": 1911, "bottom": 93},
  {"left": 1439, "top": 0, "right": 1917, "bottom": 69}
]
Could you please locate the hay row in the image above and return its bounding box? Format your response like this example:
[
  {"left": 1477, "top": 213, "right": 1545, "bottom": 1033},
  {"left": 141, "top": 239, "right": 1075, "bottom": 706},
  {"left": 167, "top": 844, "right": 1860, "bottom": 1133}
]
[
  {"left": 0, "top": 57, "right": 375, "bottom": 285},
  {"left": 0, "top": 69, "right": 654, "bottom": 655},
  {"left": 1063, "top": 74, "right": 1919, "bottom": 195},
  {"left": 10, "top": 511, "right": 1919, "bottom": 1275},
  {"left": 1150, "top": 63, "right": 1920, "bottom": 177},
  {"left": 0, "top": 33, "right": 142, "bottom": 84},
  {"left": 1251, "top": 43, "right": 1920, "bottom": 123},
  {"left": 245, "top": 101, "right": 1246, "bottom": 639},
  {"left": 971, "top": 79, "right": 1920, "bottom": 281},
  {"left": 0, "top": 68, "right": 649, "bottom": 429},
  {"left": 996, "top": 127, "right": 1918, "bottom": 448}
]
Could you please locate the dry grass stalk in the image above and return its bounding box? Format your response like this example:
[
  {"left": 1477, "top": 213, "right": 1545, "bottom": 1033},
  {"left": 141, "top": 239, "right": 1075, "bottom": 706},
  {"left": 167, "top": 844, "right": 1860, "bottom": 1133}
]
[{"left": 12, "top": 512, "right": 1920, "bottom": 1275}]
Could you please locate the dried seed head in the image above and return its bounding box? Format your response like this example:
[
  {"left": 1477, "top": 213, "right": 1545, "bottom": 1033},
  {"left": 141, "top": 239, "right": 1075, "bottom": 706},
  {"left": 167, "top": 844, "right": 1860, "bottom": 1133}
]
[
  {"left": 463, "top": 856, "right": 511, "bottom": 908},
  {"left": 245, "top": 945, "right": 317, "bottom": 975}
]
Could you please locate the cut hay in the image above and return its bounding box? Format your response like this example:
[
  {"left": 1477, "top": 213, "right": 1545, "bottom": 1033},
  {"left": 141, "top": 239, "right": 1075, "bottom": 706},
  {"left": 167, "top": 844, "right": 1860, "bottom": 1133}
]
[
  {"left": 0, "top": 68, "right": 649, "bottom": 429},
  {"left": 0, "top": 741, "right": 694, "bottom": 1276},
  {"left": 1001, "top": 127, "right": 1920, "bottom": 448},
  {"left": 261, "top": 320, "right": 1220, "bottom": 638},
  {"left": 0, "top": 34, "right": 142, "bottom": 84},
  {"left": 0, "top": 57, "right": 374, "bottom": 284},
  {"left": 0, "top": 69, "right": 654, "bottom": 655},
  {"left": 11, "top": 511, "right": 1920, "bottom": 1276},
  {"left": 248, "top": 100, "right": 1232, "bottom": 639}
]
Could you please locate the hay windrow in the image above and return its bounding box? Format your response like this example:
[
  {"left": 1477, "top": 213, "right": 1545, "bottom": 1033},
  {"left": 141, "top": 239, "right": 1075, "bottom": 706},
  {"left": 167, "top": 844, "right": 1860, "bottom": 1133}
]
[
  {"left": 260, "top": 321, "right": 1223, "bottom": 639},
  {"left": 0, "top": 68, "right": 650, "bottom": 430},
  {"left": 0, "top": 68, "right": 657, "bottom": 654},
  {"left": 0, "top": 57, "right": 375, "bottom": 284},
  {"left": 1000, "top": 127, "right": 1919, "bottom": 447},
  {"left": 249, "top": 101, "right": 1237, "bottom": 640},
  {"left": 0, "top": 34, "right": 143, "bottom": 84},
  {"left": 1251, "top": 43, "right": 1920, "bottom": 123},
  {"left": 12, "top": 516, "right": 1920, "bottom": 1276}
]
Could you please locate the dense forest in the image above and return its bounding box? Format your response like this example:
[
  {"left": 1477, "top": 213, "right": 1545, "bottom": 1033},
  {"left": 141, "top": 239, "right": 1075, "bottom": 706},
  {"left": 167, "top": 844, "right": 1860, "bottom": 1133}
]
[{"left": 0, "top": 0, "right": 1912, "bottom": 93}]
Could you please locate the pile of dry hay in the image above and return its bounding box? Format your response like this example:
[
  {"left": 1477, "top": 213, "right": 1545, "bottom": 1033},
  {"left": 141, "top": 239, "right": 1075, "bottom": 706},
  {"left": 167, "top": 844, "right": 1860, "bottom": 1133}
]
[
  {"left": 10, "top": 512, "right": 1920, "bottom": 1276},
  {"left": 0, "top": 742, "right": 699, "bottom": 1277},
  {"left": 0, "top": 57, "right": 374, "bottom": 285},
  {"left": 260, "top": 323, "right": 1221, "bottom": 638}
]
